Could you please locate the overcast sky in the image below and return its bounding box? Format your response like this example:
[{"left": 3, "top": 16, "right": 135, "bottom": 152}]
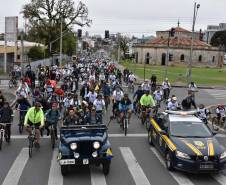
[{"left": 0, "top": 0, "right": 226, "bottom": 37}]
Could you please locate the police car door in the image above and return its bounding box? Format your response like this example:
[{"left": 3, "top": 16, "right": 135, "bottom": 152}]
[{"left": 158, "top": 117, "right": 169, "bottom": 154}]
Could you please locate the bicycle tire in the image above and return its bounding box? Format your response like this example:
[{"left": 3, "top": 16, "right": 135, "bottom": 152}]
[
  {"left": 51, "top": 129, "right": 55, "bottom": 149},
  {"left": 124, "top": 120, "right": 127, "bottom": 136},
  {"left": 8, "top": 80, "right": 13, "bottom": 88},
  {"left": 0, "top": 132, "right": 3, "bottom": 150},
  {"left": 29, "top": 139, "right": 33, "bottom": 158},
  {"left": 19, "top": 124, "right": 23, "bottom": 134}
]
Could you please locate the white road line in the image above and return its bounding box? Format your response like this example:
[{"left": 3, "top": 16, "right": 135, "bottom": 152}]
[
  {"left": 90, "top": 166, "right": 107, "bottom": 185},
  {"left": 2, "top": 148, "right": 29, "bottom": 185},
  {"left": 120, "top": 147, "right": 151, "bottom": 185},
  {"left": 212, "top": 173, "right": 226, "bottom": 185},
  {"left": 9, "top": 133, "right": 226, "bottom": 139},
  {"left": 10, "top": 133, "right": 149, "bottom": 139},
  {"left": 48, "top": 149, "right": 63, "bottom": 185},
  {"left": 150, "top": 147, "right": 194, "bottom": 185}
]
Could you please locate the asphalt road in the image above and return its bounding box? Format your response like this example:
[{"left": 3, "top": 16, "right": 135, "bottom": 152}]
[{"left": 1, "top": 86, "right": 226, "bottom": 185}]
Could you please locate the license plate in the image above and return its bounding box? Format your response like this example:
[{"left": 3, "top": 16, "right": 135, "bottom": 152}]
[
  {"left": 200, "top": 164, "right": 214, "bottom": 169},
  {"left": 60, "top": 159, "right": 75, "bottom": 165},
  {"left": 83, "top": 159, "right": 89, "bottom": 165}
]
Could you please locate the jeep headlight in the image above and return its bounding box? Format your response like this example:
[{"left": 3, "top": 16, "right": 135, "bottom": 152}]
[
  {"left": 220, "top": 151, "right": 226, "bottom": 160},
  {"left": 93, "top": 141, "right": 100, "bottom": 149},
  {"left": 70, "top": 143, "right": 77, "bottom": 150},
  {"left": 176, "top": 150, "right": 191, "bottom": 160}
]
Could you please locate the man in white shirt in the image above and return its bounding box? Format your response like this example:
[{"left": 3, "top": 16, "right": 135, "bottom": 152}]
[{"left": 87, "top": 89, "right": 97, "bottom": 104}]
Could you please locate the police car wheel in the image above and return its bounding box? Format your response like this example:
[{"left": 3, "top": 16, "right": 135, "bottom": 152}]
[
  {"left": 165, "top": 152, "right": 174, "bottom": 171},
  {"left": 61, "top": 166, "right": 69, "bottom": 176},
  {"left": 148, "top": 131, "right": 154, "bottom": 146}
]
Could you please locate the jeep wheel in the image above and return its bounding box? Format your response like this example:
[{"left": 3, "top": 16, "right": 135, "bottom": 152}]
[
  {"left": 61, "top": 166, "right": 68, "bottom": 176},
  {"left": 148, "top": 131, "right": 154, "bottom": 146},
  {"left": 165, "top": 152, "right": 174, "bottom": 171},
  {"left": 102, "top": 161, "right": 110, "bottom": 175}
]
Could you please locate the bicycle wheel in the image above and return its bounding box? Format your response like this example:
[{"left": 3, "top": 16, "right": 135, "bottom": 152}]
[
  {"left": 124, "top": 120, "right": 127, "bottom": 136},
  {"left": 212, "top": 117, "right": 219, "bottom": 131},
  {"left": 0, "top": 132, "right": 3, "bottom": 150},
  {"left": 19, "top": 123, "right": 23, "bottom": 134},
  {"left": 50, "top": 129, "right": 55, "bottom": 149},
  {"left": 29, "top": 139, "right": 33, "bottom": 158}
]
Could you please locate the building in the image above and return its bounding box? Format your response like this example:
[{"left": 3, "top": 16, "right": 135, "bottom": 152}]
[
  {"left": 133, "top": 26, "right": 224, "bottom": 67},
  {"left": 204, "top": 23, "right": 226, "bottom": 44},
  {"left": 0, "top": 40, "right": 44, "bottom": 72}
]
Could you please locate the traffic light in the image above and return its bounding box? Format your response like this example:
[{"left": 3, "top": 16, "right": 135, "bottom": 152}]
[
  {"left": 77, "top": 29, "right": 82, "bottom": 38},
  {"left": 170, "top": 28, "right": 176, "bottom": 37},
  {"left": 105, "top": 30, "right": 109, "bottom": 39}
]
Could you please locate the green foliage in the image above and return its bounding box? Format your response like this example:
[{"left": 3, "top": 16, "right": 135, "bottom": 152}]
[
  {"left": 27, "top": 46, "right": 45, "bottom": 61},
  {"left": 22, "top": 0, "right": 91, "bottom": 54},
  {"left": 210, "top": 31, "right": 226, "bottom": 49}
]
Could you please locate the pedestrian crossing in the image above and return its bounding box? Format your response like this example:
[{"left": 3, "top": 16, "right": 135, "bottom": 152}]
[
  {"left": 204, "top": 89, "right": 226, "bottom": 100},
  {"left": 1, "top": 145, "right": 226, "bottom": 185}
]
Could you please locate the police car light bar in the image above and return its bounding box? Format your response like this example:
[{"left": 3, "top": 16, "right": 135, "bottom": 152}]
[{"left": 164, "top": 110, "right": 198, "bottom": 115}]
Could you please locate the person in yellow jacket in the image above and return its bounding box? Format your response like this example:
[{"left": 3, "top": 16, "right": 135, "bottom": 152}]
[{"left": 24, "top": 102, "right": 45, "bottom": 148}]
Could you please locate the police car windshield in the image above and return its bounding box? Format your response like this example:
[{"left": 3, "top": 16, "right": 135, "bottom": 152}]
[{"left": 170, "top": 121, "right": 212, "bottom": 138}]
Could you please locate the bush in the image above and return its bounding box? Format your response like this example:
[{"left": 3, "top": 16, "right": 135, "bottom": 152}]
[{"left": 27, "top": 46, "right": 45, "bottom": 61}]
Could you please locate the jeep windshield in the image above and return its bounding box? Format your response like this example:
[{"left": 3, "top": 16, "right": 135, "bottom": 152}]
[{"left": 170, "top": 121, "right": 212, "bottom": 138}]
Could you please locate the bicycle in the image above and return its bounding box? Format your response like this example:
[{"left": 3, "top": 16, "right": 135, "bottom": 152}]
[
  {"left": 28, "top": 125, "right": 38, "bottom": 158},
  {"left": 0, "top": 123, "right": 11, "bottom": 150},
  {"left": 104, "top": 96, "right": 110, "bottom": 110}
]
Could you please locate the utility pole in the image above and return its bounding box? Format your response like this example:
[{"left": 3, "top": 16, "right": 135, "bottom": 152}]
[
  {"left": 60, "top": 17, "right": 63, "bottom": 67},
  {"left": 164, "top": 31, "right": 171, "bottom": 79},
  {"left": 187, "top": 2, "right": 200, "bottom": 83},
  {"left": 21, "top": 31, "right": 25, "bottom": 74}
]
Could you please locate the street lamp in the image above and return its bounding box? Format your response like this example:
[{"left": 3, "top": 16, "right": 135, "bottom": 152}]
[{"left": 187, "top": 2, "right": 200, "bottom": 83}]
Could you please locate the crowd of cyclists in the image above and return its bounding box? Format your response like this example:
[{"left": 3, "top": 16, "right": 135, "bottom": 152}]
[{"left": 0, "top": 51, "right": 226, "bottom": 148}]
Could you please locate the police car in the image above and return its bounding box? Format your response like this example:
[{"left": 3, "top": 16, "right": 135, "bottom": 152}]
[
  {"left": 148, "top": 110, "right": 226, "bottom": 173},
  {"left": 58, "top": 124, "right": 113, "bottom": 176}
]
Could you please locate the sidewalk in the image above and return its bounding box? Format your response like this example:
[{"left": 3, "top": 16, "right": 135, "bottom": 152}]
[{"left": 116, "top": 62, "right": 226, "bottom": 90}]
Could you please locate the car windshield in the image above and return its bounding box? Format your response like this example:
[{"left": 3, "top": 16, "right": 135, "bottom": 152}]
[{"left": 170, "top": 121, "right": 212, "bottom": 137}]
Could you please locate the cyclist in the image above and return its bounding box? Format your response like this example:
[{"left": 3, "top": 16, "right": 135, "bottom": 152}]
[
  {"left": 119, "top": 94, "right": 133, "bottom": 126},
  {"left": 188, "top": 81, "right": 198, "bottom": 101},
  {"left": 128, "top": 72, "right": 136, "bottom": 86},
  {"left": 102, "top": 81, "right": 111, "bottom": 110},
  {"left": 87, "top": 89, "right": 98, "bottom": 105},
  {"left": 215, "top": 104, "right": 226, "bottom": 127},
  {"left": 141, "top": 80, "right": 151, "bottom": 92},
  {"left": 45, "top": 102, "right": 61, "bottom": 139},
  {"left": 133, "top": 85, "right": 144, "bottom": 113},
  {"left": 140, "top": 91, "right": 156, "bottom": 122},
  {"left": 24, "top": 102, "right": 45, "bottom": 148},
  {"left": 167, "top": 96, "right": 180, "bottom": 111},
  {"left": 162, "top": 78, "right": 171, "bottom": 101},
  {"left": 197, "top": 104, "right": 210, "bottom": 124},
  {"left": 0, "top": 102, "right": 13, "bottom": 142},
  {"left": 181, "top": 91, "right": 197, "bottom": 110},
  {"left": 93, "top": 94, "right": 105, "bottom": 123},
  {"left": 85, "top": 107, "right": 102, "bottom": 125},
  {"left": 112, "top": 86, "right": 124, "bottom": 117},
  {"left": 153, "top": 87, "right": 163, "bottom": 107},
  {"left": 63, "top": 108, "right": 83, "bottom": 126}
]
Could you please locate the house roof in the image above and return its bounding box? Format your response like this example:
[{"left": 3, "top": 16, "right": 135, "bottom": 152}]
[
  {"left": 145, "top": 37, "right": 211, "bottom": 47},
  {"left": 0, "top": 40, "right": 44, "bottom": 47},
  {"left": 166, "top": 27, "right": 191, "bottom": 33}
]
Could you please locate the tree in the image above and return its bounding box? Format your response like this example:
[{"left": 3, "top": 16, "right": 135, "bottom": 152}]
[
  {"left": 116, "top": 35, "right": 130, "bottom": 59},
  {"left": 27, "top": 46, "right": 45, "bottom": 61},
  {"left": 210, "top": 31, "right": 226, "bottom": 50},
  {"left": 22, "top": 0, "right": 91, "bottom": 54}
]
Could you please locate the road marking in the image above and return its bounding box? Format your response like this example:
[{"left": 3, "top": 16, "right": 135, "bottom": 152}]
[
  {"left": 120, "top": 147, "right": 151, "bottom": 185},
  {"left": 2, "top": 148, "right": 29, "bottom": 185},
  {"left": 212, "top": 173, "right": 226, "bottom": 185},
  {"left": 9, "top": 133, "right": 226, "bottom": 139},
  {"left": 48, "top": 149, "right": 63, "bottom": 185},
  {"left": 150, "top": 147, "right": 194, "bottom": 185},
  {"left": 90, "top": 166, "right": 107, "bottom": 185}
]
